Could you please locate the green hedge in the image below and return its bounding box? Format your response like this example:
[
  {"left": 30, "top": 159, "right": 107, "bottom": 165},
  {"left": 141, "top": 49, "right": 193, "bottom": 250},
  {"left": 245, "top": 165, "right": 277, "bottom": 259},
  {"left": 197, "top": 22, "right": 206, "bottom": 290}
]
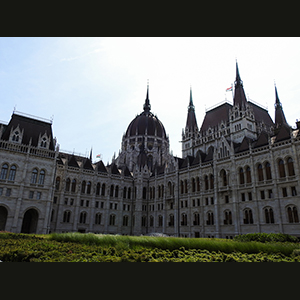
[{"left": 233, "top": 233, "right": 299, "bottom": 243}]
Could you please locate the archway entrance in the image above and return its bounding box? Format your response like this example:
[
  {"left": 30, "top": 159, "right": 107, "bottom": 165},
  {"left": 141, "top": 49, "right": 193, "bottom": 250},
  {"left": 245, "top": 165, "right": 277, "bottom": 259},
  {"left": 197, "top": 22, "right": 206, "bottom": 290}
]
[
  {"left": 21, "top": 209, "right": 39, "bottom": 233},
  {"left": 0, "top": 206, "right": 8, "bottom": 231}
]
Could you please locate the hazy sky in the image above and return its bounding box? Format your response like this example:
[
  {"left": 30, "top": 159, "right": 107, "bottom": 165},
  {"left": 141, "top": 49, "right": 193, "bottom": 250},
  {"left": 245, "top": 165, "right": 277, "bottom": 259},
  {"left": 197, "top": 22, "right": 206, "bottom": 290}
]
[{"left": 0, "top": 37, "right": 300, "bottom": 163}]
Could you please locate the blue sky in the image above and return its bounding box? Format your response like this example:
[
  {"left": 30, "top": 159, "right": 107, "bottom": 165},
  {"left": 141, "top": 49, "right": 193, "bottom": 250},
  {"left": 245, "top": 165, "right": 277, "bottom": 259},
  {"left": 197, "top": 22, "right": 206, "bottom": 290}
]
[{"left": 0, "top": 37, "right": 300, "bottom": 163}]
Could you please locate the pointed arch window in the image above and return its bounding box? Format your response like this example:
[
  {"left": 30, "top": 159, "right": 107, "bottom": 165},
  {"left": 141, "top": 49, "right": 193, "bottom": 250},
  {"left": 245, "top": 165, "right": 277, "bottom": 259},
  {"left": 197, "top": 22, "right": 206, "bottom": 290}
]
[
  {"left": 65, "top": 178, "right": 71, "bottom": 191},
  {"left": 127, "top": 187, "right": 131, "bottom": 199},
  {"left": 115, "top": 185, "right": 119, "bottom": 198},
  {"left": 71, "top": 179, "right": 77, "bottom": 193},
  {"left": 191, "top": 178, "right": 196, "bottom": 192},
  {"left": 209, "top": 174, "right": 214, "bottom": 189},
  {"left": 31, "top": 168, "right": 38, "bottom": 184},
  {"left": 257, "top": 164, "right": 264, "bottom": 181},
  {"left": 287, "top": 206, "right": 299, "bottom": 223},
  {"left": 224, "top": 210, "right": 232, "bottom": 225},
  {"left": 287, "top": 157, "right": 295, "bottom": 176},
  {"left": 81, "top": 181, "right": 86, "bottom": 194},
  {"left": 244, "top": 208, "right": 253, "bottom": 224},
  {"left": 38, "top": 170, "right": 45, "bottom": 185},
  {"left": 181, "top": 213, "right": 187, "bottom": 226},
  {"left": 123, "top": 186, "right": 127, "bottom": 199},
  {"left": 169, "top": 214, "right": 174, "bottom": 227},
  {"left": 265, "top": 162, "right": 272, "bottom": 180},
  {"left": 79, "top": 211, "right": 87, "bottom": 224},
  {"left": 149, "top": 215, "right": 154, "bottom": 227},
  {"left": 109, "top": 214, "right": 116, "bottom": 226},
  {"left": 193, "top": 212, "right": 200, "bottom": 225},
  {"left": 101, "top": 183, "right": 106, "bottom": 196},
  {"left": 0, "top": 164, "right": 8, "bottom": 180},
  {"left": 110, "top": 185, "right": 114, "bottom": 197},
  {"left": 95, "top": 213, "right": 102, "bottom": 225},
  {"left": 220, "top": 170, "right": 227, "bottom": 186},
  {"left": 96, "top": 182, "right": 101, "bottom": 196},
  {"left": 123, "top": 215, "right": 128, "bottom": 226},
  {"left": 196, "top": 177, "right": 200, "bottom": 191},
  {"left": 278, "top": 159, "right": 286, "bottom": 178},
  {"left": 55, "top": 177, "right": 61, "bottom": 190},
  {"left": 63, "top": 210, "right": 71, "bottom": 223},
  {"left": 86, "top": 181, "right": 91, "bottom": 195},
  {"left": 158, "top": 215, "right": 163, "bottom": 227},
  {"left": 206, "top": 211, "right": 214, "bottom": 225},
  {"left": 204, "top": 175, "right": 209, "bottom": 190},
  {"left": 264, "top": 207, "right": 274, "bottom": 224},
  {"left": 8, "top": 165, "right": 16, "bottom": 181},
  {"left": 246, "top": 166, "right": 251, "bottom": 183},
  {"left": 239, "top": 168, "right": 245, "bottom": 184}
]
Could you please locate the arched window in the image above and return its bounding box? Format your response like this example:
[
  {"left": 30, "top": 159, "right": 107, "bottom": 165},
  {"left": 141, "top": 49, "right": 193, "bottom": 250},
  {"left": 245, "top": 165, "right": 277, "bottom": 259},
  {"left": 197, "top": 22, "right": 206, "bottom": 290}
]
[
  {"left": 110, "top": 185, "right": 114, "bottom": 197},
  {"left": 161, "top": 184, "right": 164, "bottom": 197},
  {"left": 115, "top": 185, "right": 119, "bottom": 198},
  {"left": 278, "top": 159, "right": 286, "bottom": 178},
  {"left": 287, "top": 157, "right": 295, "bottom": 176},
  {"left": 141, "top": 215, "right": 147, "bottom": 227},
  {"left": 184, "top": 180, "right": 188, "bottom": 193},
  {"left": 257, "top": 164, "right": 264, "bottom": 181},
  {"left": 265, "top": 162, "right": 272, "bottom": 180},
  {"left": 31, "top": 168, "right": 38, "bottom": 184},
  {"left": 8, "top": 165, "right": 16, "bottom": 181},
  {"left": 123, "top": 215, "right": 128, "bottom": 226},
  {"left": 63, "top": 211, "right": 71, "bottom": 223},
  {"left": 158, "top": 215, "right": 163, "bottom": 227},
  {"left": 109, "top": 214, "right": 115, "bottom": 226},
  {"left": 86, "top": 181, "right": 91, "bottom": 194},
  {"left": 169, "top": 181, "right": 173, "bottom": 195},
  {"left": 204, "top": 175, "right": 209, "bottom": 190},
  {"left": 224, "top": 210, "right": 232, "bottom": 225},
  {"left": 181, "top": 213, "right": 187, "bottom": 226},
  {"left": 95, "top": 213, "right": 102, "bottom": 225},
  {"left": 169, "top": 214, "right": 174, "bottom": 227},
  {"left": 71, "top": 179, "right": 77, "bottom": 193},
  {"left": 196, "top": 177, "right": 200, "bottom": 191},
  {"left": 209, "top": 174, "right": 214, "bottom": 190},
  {"left": 239, "top": 168, "right": 245, "bottom": 184},
  {"left": 65, "top": 178, "right": 70, "bottom": 191},
  {"left": 220, "top": 170, "right": 227, "bottom": 186},
  {"left": 55, "top": 177, "right": 61, "bottom": 191},
  {"left": 244, "top": 208, "right": 253, "bottom": 224},
  {"left": 149, "top": 215, "right": 154, "bottom": 227},
  {"left": 143, "top": 187, "right": 147, "bottom": 199},
  {"left": 38, "top": 170, "right": 45, "bottom": 185},
  {"left": 193, "top": 213, "right": 200, "bottom": 225},
  {"left": 123, "top": 186, "right": 127, "bottom": 199},
  {"left": 81, "top": 181, "right": 86, "bottom": 194},
  {"left": 191, "top": 178, "right": 196, "bottom": 192},
  {"left": 206, "top": 211, "right": 214, "bottom": 225},
  {"left": 0, "top": 164, "right": 8, "bottom": 180},
  {"left": 127, "top": 187, "right": 131, "bottom": 199},
  {"left": 79, "top": 211, "right": 87, "bottom": 224},
  {"left": 101, "top": 183, "right": 106, "bottom": 196},
  {"left": 180, "top": 180, "right": 184, "bottom": 194},
  {"left": 246, "top": 166, "right": 251, "bottom": 183},
  {"left": 287, "top": 206, "right": 299, "bottom": 223},
  {"left": 96, "top": 183, "right": 101, "bottom": 196},
  {"left": 264, "top": 207, "right": 274, "bottom": 224}
]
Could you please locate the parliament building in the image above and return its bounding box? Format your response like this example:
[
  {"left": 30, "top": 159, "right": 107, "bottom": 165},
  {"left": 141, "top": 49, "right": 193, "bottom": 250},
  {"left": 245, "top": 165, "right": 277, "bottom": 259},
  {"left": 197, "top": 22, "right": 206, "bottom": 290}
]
[{"left": 1, "top": 63, "right": 300, "bottom": 238}]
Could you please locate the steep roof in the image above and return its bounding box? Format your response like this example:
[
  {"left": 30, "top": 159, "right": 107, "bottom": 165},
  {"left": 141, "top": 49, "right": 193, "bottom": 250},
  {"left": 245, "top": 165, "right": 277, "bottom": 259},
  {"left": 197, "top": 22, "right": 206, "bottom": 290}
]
[
  {"left": 274, "top": 85, "right": 288, "bottom": 128},
  {"left": 200, "top": 102, "right": 232, "bottom": 133},
  {"left": 1, "top": 112, "right": 55, "bottom": 150},
  {"left": 233, "top": 62, "right": 248, "bottom": 109},
  {"left": 248, "top": 102, "right": 274, "bottom": 128}
]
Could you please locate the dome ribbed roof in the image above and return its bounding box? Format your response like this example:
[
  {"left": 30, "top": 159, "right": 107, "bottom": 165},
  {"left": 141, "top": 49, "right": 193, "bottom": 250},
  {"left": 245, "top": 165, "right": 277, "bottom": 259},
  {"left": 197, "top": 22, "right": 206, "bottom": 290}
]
[
  {"left": 125, "top": 83, "right": 166, "bottom": 138},
  {"left": 125, "top": 111, "right": 166, "bottom": 138}
]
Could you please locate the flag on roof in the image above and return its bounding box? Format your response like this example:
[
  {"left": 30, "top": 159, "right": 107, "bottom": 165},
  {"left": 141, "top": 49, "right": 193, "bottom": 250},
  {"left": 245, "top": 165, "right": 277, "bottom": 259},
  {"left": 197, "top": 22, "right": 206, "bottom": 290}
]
[
  {"left": 96, "top": 154, "right": 101, "bottom": 158},
  {"left": 226, "top": 86, "right": 233, "bottom": 92}
]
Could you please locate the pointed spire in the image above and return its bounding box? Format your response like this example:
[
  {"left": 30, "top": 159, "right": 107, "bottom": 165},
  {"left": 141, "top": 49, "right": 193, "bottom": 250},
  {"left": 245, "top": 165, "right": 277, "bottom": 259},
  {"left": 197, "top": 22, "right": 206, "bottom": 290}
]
[
  {"left": 274, "top": 85, "right": 288, "bottom": 128},
  {"left": 185, "top": 87, "right": 198, "bottom": 133},
  {"left": 233, "top": 61, "right": 247, "bottom": 109},
  {"left": 89, "top": 147, "right": 93, "bottom": 161},
  {"left": 143, "top": 79, "right": 151, "bottom": 114}
]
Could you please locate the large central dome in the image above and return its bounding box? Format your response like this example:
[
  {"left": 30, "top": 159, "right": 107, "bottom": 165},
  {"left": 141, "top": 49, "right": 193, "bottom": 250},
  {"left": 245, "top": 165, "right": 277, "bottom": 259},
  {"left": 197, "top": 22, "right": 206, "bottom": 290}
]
[
  {"left": 125, "top": 86, "right": 166, "bottom": 138},
  {"left": 117, "top": 84, "right": 170, "bottom": 172}
]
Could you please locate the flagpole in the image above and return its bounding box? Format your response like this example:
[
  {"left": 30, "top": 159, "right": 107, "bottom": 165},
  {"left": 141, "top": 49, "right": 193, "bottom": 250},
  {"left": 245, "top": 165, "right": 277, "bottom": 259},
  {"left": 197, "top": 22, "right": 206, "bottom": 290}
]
[{"left": 231, "top": 83, "right": 233, "bottom": 100}]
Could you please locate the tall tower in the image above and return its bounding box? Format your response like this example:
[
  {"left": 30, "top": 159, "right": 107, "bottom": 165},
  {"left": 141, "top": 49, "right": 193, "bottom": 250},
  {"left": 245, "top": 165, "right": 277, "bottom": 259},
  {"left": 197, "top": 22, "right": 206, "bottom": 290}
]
[
  {"left": 229, "top": 61, "right": 257, "bottom": 143},
  {"left": 182, "top": 87, "right": 198, "bottom": 158},
  {"left": 274, "top": 85, "right": 288, "bottom": 128}
]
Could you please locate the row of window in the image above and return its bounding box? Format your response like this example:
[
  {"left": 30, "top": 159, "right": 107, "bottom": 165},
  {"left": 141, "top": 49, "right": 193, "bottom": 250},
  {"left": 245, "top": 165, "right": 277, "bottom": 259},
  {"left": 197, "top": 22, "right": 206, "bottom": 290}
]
[
  {"left": 0, "top": 163, "right": 46, "bottom": 185},
  {"left": 56, "top": 205, "right": 299, "bottom": 228},
  {"left": 239, "top": 157, "right": 295, "bottom": 185},
  {"left": 58, "top": 177, "right": 133, "bottom": 199}
]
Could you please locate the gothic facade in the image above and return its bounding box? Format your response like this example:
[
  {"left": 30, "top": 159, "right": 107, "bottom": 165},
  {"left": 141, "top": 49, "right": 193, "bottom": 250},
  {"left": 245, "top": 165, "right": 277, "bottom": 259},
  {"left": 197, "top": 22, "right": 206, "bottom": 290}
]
[{"left": 1, "top": 63, "right": 300, "bottom": 238}]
